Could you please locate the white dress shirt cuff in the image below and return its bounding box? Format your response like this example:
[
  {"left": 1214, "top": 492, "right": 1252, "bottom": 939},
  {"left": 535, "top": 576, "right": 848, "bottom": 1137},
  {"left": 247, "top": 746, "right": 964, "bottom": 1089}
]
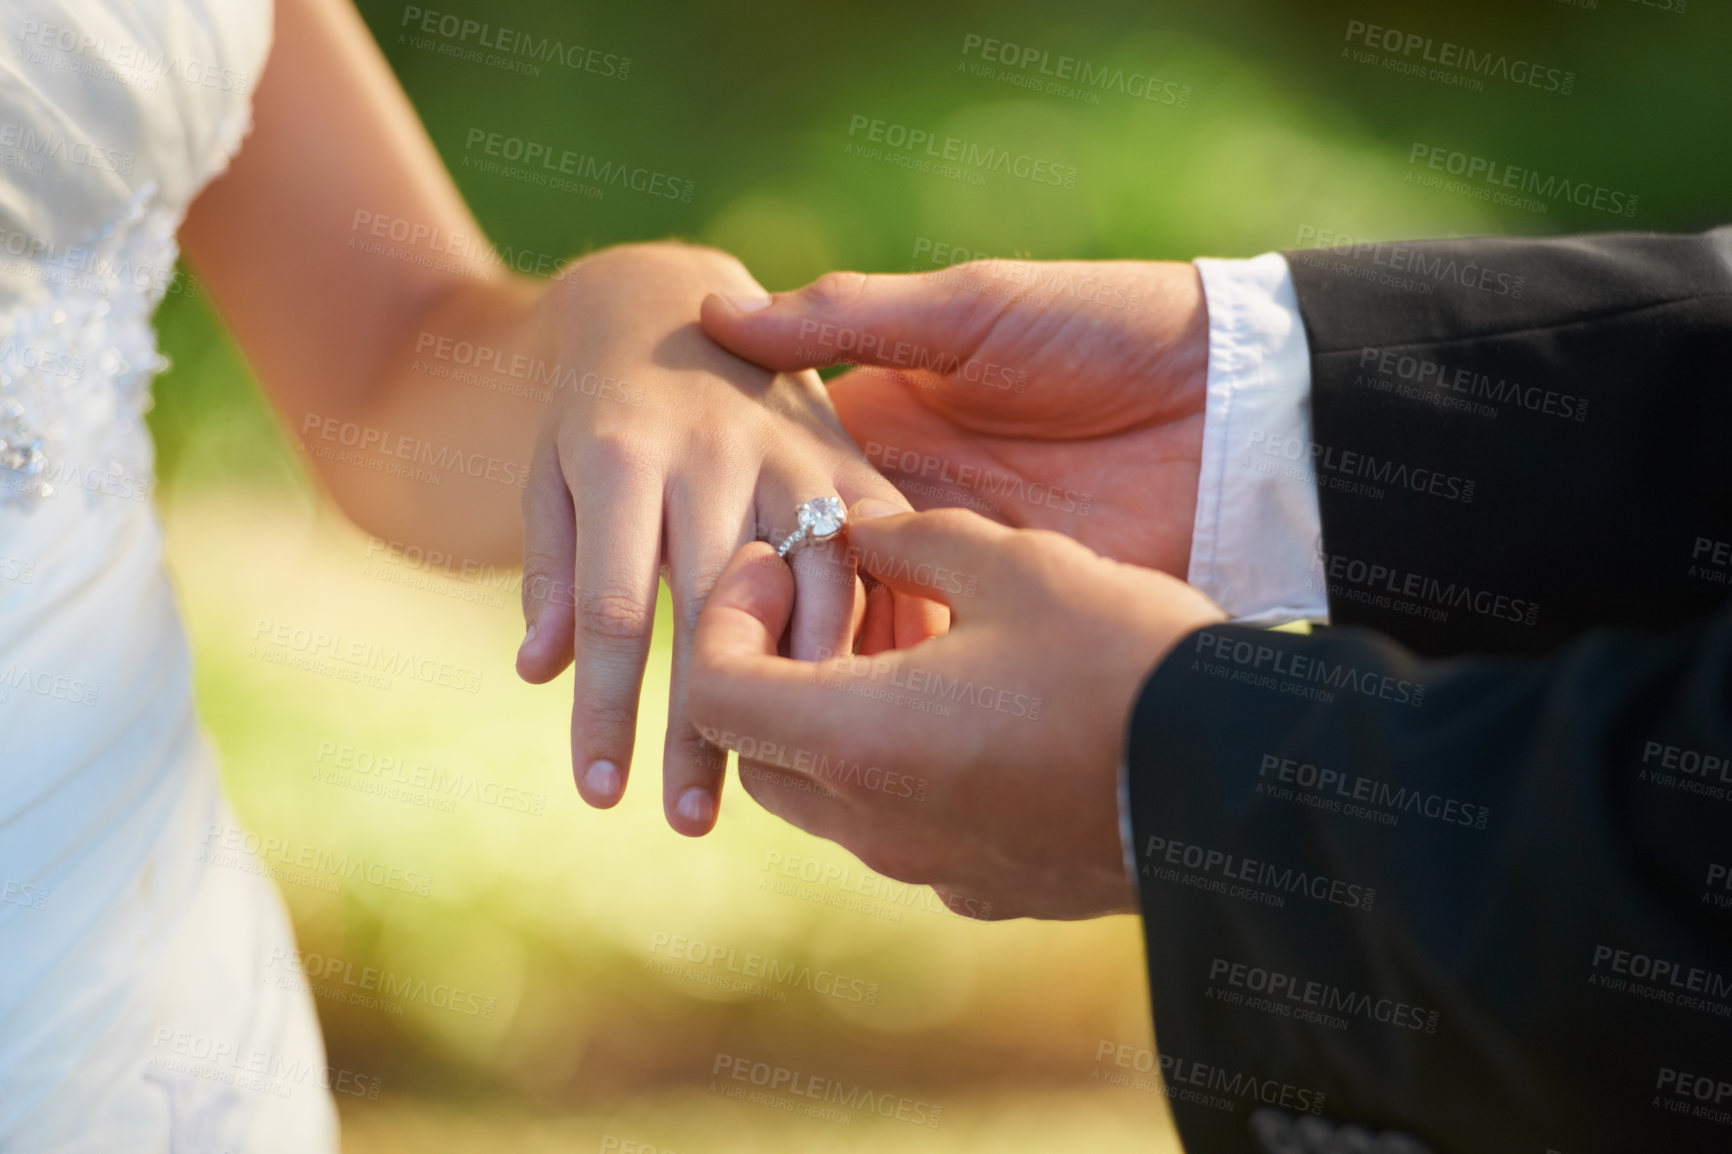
[{"left": 1188, "top": 253, "right": 1329, "bottom": 627}]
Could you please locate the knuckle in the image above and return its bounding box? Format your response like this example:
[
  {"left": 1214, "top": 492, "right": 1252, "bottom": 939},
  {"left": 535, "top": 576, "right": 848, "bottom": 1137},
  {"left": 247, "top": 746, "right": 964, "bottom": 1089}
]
[
  {"left": 666, "top": 721, "right": 727, "bottom": 772},
  {"left": 803, "top": 270, "right": 870, "bottom": 314},
  {"left": 577, "top": 588, "right": 652, "bottom": 642},
  {"left": 687, "top": 421, "right": 755, "bottom": 471},
  {"left": 951, "top": 259, "right": 1002, "bottom": 290},
  {"left": 578, "top": 695, "right": 639, "bottom": 738},
  {"left": 572, "top": 431, "right": 660, "bottom": 486},
  {"left": 520, "top": 555, "right": 576, "bottom": 612},
  {"left": 674, "top": 575, "right": 722, "bottom": 632}
]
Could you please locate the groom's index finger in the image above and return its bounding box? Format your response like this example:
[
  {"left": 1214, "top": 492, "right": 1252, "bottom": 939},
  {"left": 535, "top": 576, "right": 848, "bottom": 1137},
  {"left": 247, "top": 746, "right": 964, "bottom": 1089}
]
[{"left": 698, "top": 268, "right": 1006, "bottom": 375}]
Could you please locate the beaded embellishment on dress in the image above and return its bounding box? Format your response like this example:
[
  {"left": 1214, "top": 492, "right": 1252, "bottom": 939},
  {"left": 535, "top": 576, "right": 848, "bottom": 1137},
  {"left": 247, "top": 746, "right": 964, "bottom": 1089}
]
[{"left": 0, "top": 181, "right": 173, "bottom": 508}]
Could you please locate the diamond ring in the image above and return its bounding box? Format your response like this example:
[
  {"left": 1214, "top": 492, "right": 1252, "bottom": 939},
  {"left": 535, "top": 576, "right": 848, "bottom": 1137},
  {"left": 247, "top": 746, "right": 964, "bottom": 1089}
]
[{"left": 775, "top": 497, "right": 847, "bottom": 558}]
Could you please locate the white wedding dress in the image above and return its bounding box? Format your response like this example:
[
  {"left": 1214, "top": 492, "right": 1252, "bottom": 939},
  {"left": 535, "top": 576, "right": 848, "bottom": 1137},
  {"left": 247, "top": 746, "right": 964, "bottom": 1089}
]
[{"left": 0, "top": 1, "right": 336, "bottom": 1149}]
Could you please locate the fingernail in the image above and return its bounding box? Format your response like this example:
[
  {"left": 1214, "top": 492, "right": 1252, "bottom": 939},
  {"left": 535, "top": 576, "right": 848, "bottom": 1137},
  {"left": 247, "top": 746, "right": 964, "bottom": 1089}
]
[
  {"left": 517, "top": 620, "right": 538, "bottom": 659},
  {"left": 722, "top": 292, "right": 771, "bottom": 313},
  {"left": 676, "top": 787, "right": 714, "bottom": 826},
  {"left": 851, "top": 498, "right": 903, "bottom": 521},
  {"left": 582, "top": 759, "right": 620, "bottom": 801}
]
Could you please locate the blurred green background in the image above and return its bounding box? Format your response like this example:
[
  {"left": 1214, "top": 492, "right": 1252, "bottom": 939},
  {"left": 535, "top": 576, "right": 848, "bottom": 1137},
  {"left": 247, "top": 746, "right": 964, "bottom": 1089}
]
[{"left": 147, "top": 1, "right": 1730, "bottom": 1150}]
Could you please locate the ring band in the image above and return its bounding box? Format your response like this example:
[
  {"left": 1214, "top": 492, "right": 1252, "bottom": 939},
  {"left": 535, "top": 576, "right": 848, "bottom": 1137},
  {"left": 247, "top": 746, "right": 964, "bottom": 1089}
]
[{"left": 776, "top": 496, "right": 847, "bottom": 558}]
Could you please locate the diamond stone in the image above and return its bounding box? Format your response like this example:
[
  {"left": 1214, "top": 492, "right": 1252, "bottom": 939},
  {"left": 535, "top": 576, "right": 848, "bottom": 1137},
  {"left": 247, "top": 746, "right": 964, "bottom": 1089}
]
[{"left": 796, "top": 496, "right": 847, "bottom": 540}]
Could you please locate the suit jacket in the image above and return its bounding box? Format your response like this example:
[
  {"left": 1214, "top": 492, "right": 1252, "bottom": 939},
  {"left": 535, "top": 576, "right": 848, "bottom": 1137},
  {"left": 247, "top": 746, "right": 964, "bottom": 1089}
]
[{"left": 1125, "top": 227, "right": 1732, "bottom": 1154}]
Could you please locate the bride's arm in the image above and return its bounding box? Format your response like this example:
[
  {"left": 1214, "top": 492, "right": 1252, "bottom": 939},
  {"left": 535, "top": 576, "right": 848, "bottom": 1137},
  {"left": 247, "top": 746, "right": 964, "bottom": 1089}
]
[
  {"left": 180, "top": 0, "right": 537, "bottom": 561},
  {"left": 179, "top": 0, "right": 916, "bottom": 834}
]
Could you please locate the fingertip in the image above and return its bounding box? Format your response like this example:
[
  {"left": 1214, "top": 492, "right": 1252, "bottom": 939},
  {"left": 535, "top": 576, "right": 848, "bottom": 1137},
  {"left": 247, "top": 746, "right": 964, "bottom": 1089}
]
[
  {"left": 849, "top": 497, "right": 907, "bottom": 523},
  {"left": 670, "top": 786, "right": 718, "bottom": 836},
  {"left": 578, "top": 758, "right": 624, "bottom": 808},
  {"left": 707, "top": 540, "right": 795, "bottom": 621},
  {"left": 515, "top": 611, "right": 573, "bottom": 683},
  {"left": 700, "top": 291, "right": 768, "bottom": 338}
]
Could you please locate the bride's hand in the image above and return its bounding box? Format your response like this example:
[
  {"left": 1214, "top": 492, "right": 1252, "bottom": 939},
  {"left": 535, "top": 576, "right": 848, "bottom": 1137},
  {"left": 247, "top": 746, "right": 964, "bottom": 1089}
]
[{"left": 513, "top": 242, "right": 928, "bottom": 836}]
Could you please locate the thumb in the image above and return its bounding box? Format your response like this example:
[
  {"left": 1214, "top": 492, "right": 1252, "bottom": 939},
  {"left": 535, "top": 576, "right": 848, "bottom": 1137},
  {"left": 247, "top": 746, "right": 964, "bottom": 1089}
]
[
  {"left": 843, "top": 499, "right": 1014, "bottom": 612},
  {"left": 699, "top": 268, "right": 1004, "bottom": 375}
]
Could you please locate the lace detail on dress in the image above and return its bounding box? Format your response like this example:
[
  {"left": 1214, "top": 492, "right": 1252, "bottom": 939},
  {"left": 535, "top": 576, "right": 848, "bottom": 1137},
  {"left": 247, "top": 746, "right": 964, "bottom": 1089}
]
[{"left": 0, "top": 182, "right": 175, "bottom": 508}]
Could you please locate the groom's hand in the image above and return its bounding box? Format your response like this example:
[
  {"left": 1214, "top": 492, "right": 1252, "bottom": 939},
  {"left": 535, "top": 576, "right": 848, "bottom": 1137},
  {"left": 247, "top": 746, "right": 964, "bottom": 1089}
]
[
  {"left": 700, "top": 260, "right": 1209, "bottom": 577},
  {"left": 687, "top": 499, "right": 1226, "bottom": 921}
]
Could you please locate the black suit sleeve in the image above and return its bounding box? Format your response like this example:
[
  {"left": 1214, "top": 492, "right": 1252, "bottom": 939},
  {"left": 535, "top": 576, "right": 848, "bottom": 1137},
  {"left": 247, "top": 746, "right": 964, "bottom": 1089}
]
[
  {"left": 1125, "top": 229, "right": 1732, "bottom": 1154},
  {"left": 1284, "top": 227, "right": 1732, "bottom": 657},
  {"left": 1126, "top": 614, "right": 1732, "bottom": 1154}
]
